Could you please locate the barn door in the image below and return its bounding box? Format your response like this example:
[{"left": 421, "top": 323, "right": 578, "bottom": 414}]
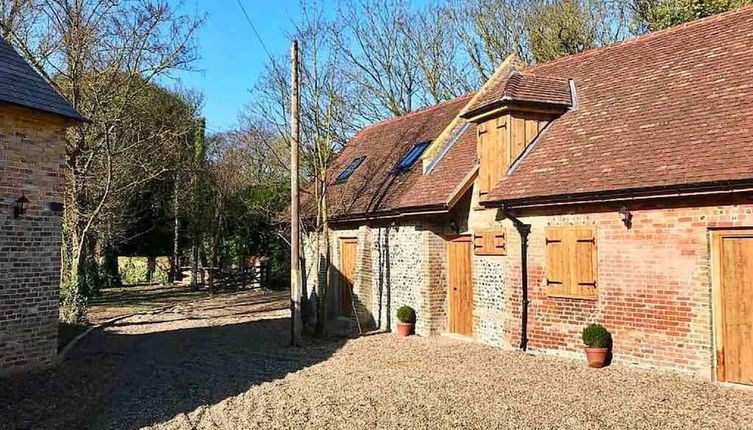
[
  {"left": 713, "top": 230, "right": 753, "bottom": 384},
  {"left": 340, "top": 238, "right": 358, "bottom": 316},
  {"left": 448, "top": 236, "right": 473, "bottom": 336}
]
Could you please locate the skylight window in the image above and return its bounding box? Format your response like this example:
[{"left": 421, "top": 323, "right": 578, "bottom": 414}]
[
  {"left": 334, "top": 156, "right": 365, "bottom": 184},
  {"left": 394, "top": 140, "right": 431, "bottom": 172}
]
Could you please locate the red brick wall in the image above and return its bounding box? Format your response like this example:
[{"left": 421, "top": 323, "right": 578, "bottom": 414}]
[
  {"left": 502, "top": 195, "right": 753, "bottom": 378},
  {"left": 0, "top": 105, "right": 68, "bottom": 374}
]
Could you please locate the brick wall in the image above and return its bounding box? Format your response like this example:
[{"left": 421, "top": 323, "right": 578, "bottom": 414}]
[
  {"left": 0, "top": 105, "right": 68, "bottom": 375},
  {"left": 308, "top": 191, "right": 751, "bottom": 379},
  {"left": 498, "top": 195, "right": 753, "bottom": 378}
]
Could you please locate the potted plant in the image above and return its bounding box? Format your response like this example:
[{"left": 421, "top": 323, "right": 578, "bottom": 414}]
[
  {"left": 582, "top": 323, "right": 611, "bottom": 368},
  {"left": 396, "top": 305, "right": 416, "bottom": 337}
]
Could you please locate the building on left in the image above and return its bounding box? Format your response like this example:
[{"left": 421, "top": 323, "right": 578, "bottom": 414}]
[{"left": 0, "top": 36, "right": 85, "bottom": 375}]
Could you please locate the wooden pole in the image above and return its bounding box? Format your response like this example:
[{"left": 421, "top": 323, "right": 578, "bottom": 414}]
[{"left": 290, "top": 40, "right": 302, "bottom": 346}]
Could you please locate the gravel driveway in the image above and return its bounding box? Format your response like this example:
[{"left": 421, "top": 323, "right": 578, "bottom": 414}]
[{"left": 2, "top": 289, "right": 753, "bottom": 430}]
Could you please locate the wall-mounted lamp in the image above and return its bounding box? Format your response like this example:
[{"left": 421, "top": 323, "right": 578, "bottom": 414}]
[
  {"left": 618, "top": 205, "right": 632, "bottom": 229},
  {"left": 13, "top": 194, "right": 29, "bottom": 219}
]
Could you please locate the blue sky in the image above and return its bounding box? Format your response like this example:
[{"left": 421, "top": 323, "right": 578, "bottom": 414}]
[
  {"left": 166, "top": 0, "right": 316, "bottom": 133},
  {"left": 167, "top": 1, "right": 437, "bottom": 133}
]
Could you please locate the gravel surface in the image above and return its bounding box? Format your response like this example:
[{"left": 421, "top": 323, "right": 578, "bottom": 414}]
[
  {"left": 3, "top": 289, "right": 753, "bottom": 430},
  {"left": 152, "top": 335, "right": 753, "bottom": 430}
]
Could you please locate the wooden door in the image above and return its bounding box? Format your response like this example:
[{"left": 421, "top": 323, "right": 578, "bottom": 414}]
[
  {"left": 713, "top": 230, "right": 753, "bottom": 384},
  {"left": 448, "top": 236, "right": 473, "bottom": 336},
  {"left": 340, "top": 238, "right": 357, "bottom": 316}
]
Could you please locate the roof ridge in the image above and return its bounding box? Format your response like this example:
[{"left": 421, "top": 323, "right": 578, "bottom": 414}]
[{"left": 526, "top": 4, "right": 753, "bottom": 72}]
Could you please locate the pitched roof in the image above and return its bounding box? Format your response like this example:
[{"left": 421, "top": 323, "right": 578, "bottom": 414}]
[
  {"left": 485, "top": 6, "right": 753, "bottom": 205},
  {"left": 0, "top": 36, "right": 85, "bottom": 121},
  {"left": 400, "top": 123, "right": 477, "bottom": 210},
  {"left": 462, "top": 70, "right": 571, "bottom": 118},
  {"left": 316, "top": 94, "right": 473, "bottom": 221}
]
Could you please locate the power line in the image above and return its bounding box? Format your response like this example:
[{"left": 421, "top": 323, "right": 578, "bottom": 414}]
[{"left": 235, "top": 0, "right": 274, "bottom": 61}]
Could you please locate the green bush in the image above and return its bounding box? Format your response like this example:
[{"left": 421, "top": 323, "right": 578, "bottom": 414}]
[
  {"left": 397, "top": 305, "right": 416, "bottom": 324},
  {"left": 582, "top": 323, "right": 611, "bottom": 348},
  {"left": 118, "top": 257, "right": 168, "bottom": 285}
]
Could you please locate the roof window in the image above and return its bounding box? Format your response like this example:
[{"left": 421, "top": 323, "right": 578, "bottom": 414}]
[
  {"left": 394, "top": 140, "right": 431, "bottom": 172},
  {"left": 334, "top": 156, "right": 365, "bottom": 184}
]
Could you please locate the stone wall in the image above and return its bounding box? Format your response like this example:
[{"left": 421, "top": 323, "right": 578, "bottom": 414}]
[
  {"left": 0, "top": 105, "right": 68, "bottom": 374},
  {"left": 307, "top": 220, "right": 448, "bottom": 336}
]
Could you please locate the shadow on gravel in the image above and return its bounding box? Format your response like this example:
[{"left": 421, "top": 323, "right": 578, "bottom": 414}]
[{"left": 0, "top": 317, "right": 347, "bottom": 430}]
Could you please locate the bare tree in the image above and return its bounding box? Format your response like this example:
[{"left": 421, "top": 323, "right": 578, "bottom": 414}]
[
  {"left": 2, "top": 0, "right": 204, "bottom": 322},
  {"left": 450, "top": 0, "right": 529, "bottom": 78},
  {"left": 333, "top": 0, "right": 420, "bottom": 121},
  {"left": 406, "top": 3, "right": 477, "bottom": 104}
]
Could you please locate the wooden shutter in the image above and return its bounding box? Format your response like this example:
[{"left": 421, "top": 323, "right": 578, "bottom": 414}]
[
  {"left": 476, "top": 116, "right": 508, "bottom": 195},
  {"left": 573, "top": 227, "right": 597, "bottom": 297},
  {"left": 545, "top": 227, "right": 570, "bottom": 296},
  {"left": 545, "top": 226, "right": 597, "bottom": 298},
  {"left": 473, "top": 229, "right": 506, "bottom": 256}
]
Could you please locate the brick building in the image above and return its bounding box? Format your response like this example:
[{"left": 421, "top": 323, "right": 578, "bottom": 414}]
[
  {"left": 303, "top": 6, "right": 753, "bottom": 385},
  {"left": 0, "top": 37, "right": 85, "bottom": 374}
]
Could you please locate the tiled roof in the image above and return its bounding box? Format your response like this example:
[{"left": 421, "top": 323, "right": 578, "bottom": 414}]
[
  {"left": 485, "top": 6, "right": 753, "bottom": 205},
  {"left": 400, "top": 123, "right": 477, "bottom": 210},
  {"left": 0, "top": 36, "right": 85, "bottom": 121},
  {"left": 463, "top": 71, "right": 571, "bottom": 117},
  {"left": 313, "top": 94, "right": 473, "bottom": 221}
]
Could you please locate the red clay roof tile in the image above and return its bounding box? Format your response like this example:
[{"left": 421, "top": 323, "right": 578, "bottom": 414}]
[
  {"left": 316, "top": 94, "right": 473, "bottom": 220},
  {"left": 485, "top": 6, "right": 753, "bottom": 204},
  {"left": 463, "top": 71, "right": 571, "bottom": 116}
]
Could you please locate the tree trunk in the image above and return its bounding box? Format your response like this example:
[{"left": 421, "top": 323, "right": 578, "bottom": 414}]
[
  {"left": 146, "top": 255, "right": 156, "bottom": 284},
  {"left": 316, "top": 179, "right": 331, "bottom": 337},
  {"left": 171, "top": 175, "right": 180, "bottom": 284},
  {"left": 191, "top": 240, "right": 199, "bottom": 290}
]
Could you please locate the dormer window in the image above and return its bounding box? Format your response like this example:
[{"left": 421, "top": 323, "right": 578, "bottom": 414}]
[
  {"left": 460, "top": 71, "right": 573, "bottom": 198},
  {"left": 334, "top": 156, "right": 365, "bottom": 184},
  {"left": 394, "top": 140, "right": 431, "bottom": 172}
]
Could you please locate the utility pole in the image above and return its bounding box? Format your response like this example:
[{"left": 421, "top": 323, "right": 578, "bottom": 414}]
[{"left": 290, "top": 40, "right": 302, "bottom": 346}]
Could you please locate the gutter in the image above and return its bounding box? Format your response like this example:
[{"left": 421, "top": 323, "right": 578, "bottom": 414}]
[
  {"left": 500, "top": 204, "right": 531, "bottom": 352},
  {"left": 482, "top": 180, "right": 753, "bottom": 210}
]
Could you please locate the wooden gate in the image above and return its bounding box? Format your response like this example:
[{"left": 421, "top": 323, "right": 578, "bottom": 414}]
[
  {"left": 340, "top": 238, "right": 358, "bottom": 316},
  {"left": 712, "top": 229, "right": 753, "bottom": 384},
  {"left": 448, "top": 236, "right": 473, "bottom": 336}
]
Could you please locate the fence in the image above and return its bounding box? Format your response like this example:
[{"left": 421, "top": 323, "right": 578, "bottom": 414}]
[{"left": 179, "top": 257, "right": 270, "bottom": 290}]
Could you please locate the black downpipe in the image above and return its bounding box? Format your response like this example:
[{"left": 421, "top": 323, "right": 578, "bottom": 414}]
[{"left": 502, "top": 205, "right": 531, "bottom": 351}]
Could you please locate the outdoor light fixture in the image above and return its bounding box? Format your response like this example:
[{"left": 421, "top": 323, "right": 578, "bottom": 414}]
[
  {"left": 13, "top": 194, "right": 29, "bottom": 219},
  {"left": 619, "top": 205, "right": 632, "bottom": 229},
  {"left": 450, "top": 218, "right": 459, "bottom": 234}
]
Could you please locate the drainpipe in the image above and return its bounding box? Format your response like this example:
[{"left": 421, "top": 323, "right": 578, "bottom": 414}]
[{"left": 501, "top": 204, "right": 531, "bottom": 351}]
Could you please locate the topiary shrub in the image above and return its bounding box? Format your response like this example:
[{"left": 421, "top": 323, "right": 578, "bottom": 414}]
[
  {"left": 582, "top": 323, "right": 611, "bottom": 348},
  {"left": 397, "top": 305, "right": 416, "bottom": 324}
]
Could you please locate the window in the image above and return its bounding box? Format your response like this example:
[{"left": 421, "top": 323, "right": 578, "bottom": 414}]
[
  {"left": 334, "top": 156, "right": 365, "bottom": 184},
  {"left": 473, "top": 229, "right": 506, "bottom": 256},
  {"left": 394, "top": 140, "right": 431, "bottom": 172},
  {"left": 545, "top": 226, "right": 597, "bottom": 299}
]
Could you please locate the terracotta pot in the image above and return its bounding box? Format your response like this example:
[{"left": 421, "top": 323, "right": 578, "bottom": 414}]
[
  {"left": 584, "top": 346, "right": 609, "bottom": 368},
  {"left": 397, "top": 322, "right": 414, "bottom": 337}
]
